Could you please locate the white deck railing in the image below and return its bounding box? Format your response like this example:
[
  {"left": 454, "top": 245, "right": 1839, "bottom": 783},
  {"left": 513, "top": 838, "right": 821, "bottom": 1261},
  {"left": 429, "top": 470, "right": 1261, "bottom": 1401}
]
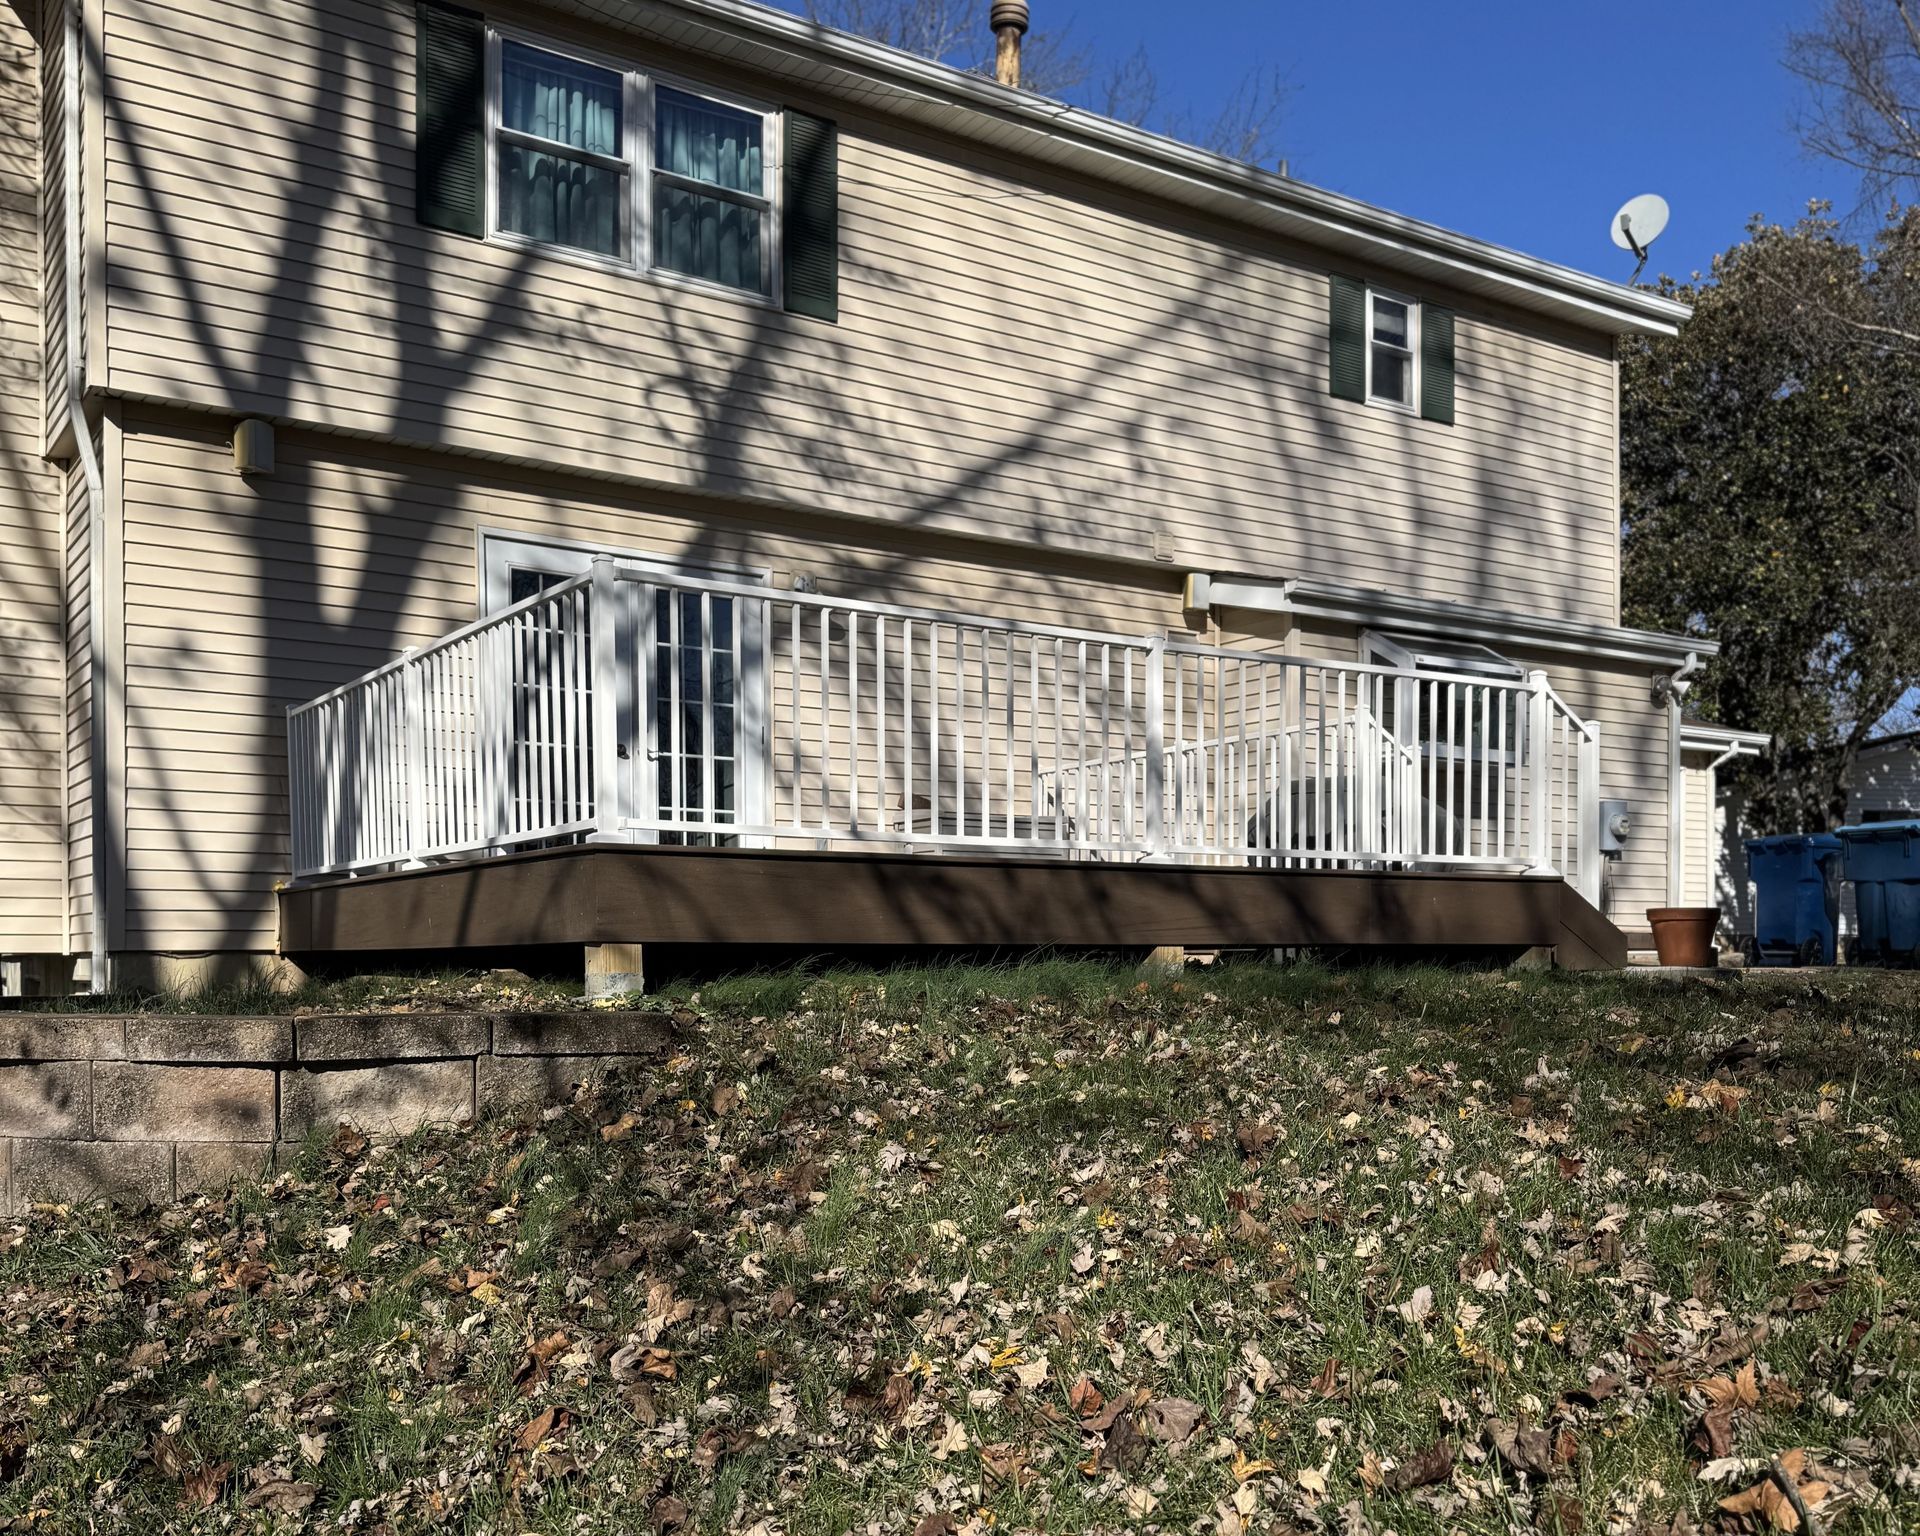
[{"left": 288, "top": 560, "right": 1603, "bottom": 901}]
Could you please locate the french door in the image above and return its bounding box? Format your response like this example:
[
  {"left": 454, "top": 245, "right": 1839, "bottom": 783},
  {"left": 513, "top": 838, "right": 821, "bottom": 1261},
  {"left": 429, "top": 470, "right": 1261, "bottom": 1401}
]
[{"left": 483, "top": 539, "right": 767, "bottom": 844}]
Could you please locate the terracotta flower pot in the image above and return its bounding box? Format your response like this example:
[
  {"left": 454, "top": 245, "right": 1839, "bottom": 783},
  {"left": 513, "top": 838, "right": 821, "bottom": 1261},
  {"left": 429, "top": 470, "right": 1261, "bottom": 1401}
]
[{"left": 1646, "top": 907, "right": 1721, "bottom": 968}]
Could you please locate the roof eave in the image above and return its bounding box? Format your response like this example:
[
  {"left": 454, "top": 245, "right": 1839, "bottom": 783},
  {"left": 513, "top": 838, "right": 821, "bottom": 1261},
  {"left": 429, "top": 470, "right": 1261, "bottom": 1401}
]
[{"left": 569, "top": 0, "right": 1690, "bottom": 338}]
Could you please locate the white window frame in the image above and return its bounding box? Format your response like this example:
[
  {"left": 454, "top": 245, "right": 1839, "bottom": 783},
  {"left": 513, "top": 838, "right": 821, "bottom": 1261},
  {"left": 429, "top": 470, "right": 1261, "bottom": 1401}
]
[
  {"left": 1363, "top": 629, "right": 1523, "bottom": 765},
  {"left": 483, "top": 24, "right": 784, "bottom": 307},
  {"left": 478, "top": 531, "right": 774, "bottom": 844},
  {"left": 1364, "top": 287, "right": 1420, "bottom": 415}
]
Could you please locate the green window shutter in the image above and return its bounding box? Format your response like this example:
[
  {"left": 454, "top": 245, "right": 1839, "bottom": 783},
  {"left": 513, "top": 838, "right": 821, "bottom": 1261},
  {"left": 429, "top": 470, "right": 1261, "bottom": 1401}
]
[
  {"left": 1328, "top": 274, "right": 1365, "bottom": 402},
  {"left": 416, "top": 1, "right": 485, "bottom": 238},
  {"left": 782, "top": 109, "right": 839, "bottom": 322},
  {"left": 1420, "top": 305, "right": 1455, "bottom": 424}
]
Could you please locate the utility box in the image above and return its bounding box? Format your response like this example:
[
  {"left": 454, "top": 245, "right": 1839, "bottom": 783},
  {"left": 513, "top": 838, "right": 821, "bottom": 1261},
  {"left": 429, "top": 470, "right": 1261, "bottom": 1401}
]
[{"left": 1598, "top": 798, "right": 1631, "bottom": 854}]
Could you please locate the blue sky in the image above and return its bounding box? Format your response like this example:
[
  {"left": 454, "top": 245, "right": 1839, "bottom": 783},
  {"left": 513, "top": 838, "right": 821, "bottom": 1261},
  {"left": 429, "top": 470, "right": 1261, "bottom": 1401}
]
[
  {"left": 1185, "top": 0, "right": 1838, "bottom": 281},
  {"left": 789, "top": 0, "right": 1849, "bottom": 284}
]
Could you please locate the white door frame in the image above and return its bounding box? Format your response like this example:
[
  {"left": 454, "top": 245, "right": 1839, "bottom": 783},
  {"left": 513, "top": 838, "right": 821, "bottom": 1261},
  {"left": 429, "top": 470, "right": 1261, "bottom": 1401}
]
[{"left": 477, "top": 531, "right": 774, "bottom": 843}]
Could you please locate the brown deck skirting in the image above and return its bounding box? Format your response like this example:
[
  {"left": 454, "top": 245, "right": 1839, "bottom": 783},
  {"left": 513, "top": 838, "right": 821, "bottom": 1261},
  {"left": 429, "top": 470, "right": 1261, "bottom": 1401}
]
[{"left": 279, "top": 846, "right": 1625, "bottom": 968}]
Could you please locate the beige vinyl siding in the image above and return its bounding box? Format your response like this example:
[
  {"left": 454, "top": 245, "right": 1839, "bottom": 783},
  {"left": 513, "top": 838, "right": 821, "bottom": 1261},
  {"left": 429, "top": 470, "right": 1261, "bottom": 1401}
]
[
  {"left": 0, "top": 0, "right": 68, "bottom": 951},
  {"left": 1680, "top": 761, "right": 1714, "bottom": 910},
  {"left": 116, "top": 408, "right": 1196, "bottom": 949},
  {"left": 98, "top": 0, "right": 1623, "bottom": 629},
  {"left": 116, "top": 407, "right": 1671, "bottom": 952}
]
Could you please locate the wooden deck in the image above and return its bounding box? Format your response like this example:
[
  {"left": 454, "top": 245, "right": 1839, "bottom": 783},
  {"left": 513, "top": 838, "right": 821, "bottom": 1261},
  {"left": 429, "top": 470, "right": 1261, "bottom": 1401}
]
[{"left": 278, "top": 845, "right": 1627, "bottom": 970}]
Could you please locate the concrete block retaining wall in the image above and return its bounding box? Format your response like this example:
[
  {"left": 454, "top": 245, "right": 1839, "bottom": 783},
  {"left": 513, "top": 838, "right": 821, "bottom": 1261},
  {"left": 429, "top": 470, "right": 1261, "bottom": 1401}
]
[{"left": 0, "top": 1013, "right": 666, "bottom": 1211}]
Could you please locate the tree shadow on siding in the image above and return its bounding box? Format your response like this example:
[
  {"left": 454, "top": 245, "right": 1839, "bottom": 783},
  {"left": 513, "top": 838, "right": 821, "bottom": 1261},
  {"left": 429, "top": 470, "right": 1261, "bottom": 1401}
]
[{"left": 89, "top": 5, "right": 1599, "bottom": 967}]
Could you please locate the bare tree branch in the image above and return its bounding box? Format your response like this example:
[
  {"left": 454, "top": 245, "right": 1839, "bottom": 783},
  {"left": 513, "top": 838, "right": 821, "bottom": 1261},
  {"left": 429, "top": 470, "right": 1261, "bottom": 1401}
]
[
  {"left": 1788, "top": 0, "right": 1920, "bottom": 200},
  {"left": 799, "top": 0, "right": 1288, "bottom": 166}
]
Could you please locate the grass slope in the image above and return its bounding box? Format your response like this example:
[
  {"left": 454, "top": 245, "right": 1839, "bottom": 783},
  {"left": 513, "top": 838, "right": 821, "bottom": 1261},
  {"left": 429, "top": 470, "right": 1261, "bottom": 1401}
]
[{"left": 2, "top": 961, "right": 1918, "bottom": 1534}]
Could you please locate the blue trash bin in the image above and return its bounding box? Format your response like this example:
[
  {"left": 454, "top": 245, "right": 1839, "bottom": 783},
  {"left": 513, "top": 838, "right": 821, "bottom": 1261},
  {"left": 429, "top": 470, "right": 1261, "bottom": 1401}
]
[
  {"left": 1837, "top": 820, "right": 1920, "bottom": 967},
  {"left": 1742, "top": 833, "right": 1843, "bottom": 966}
]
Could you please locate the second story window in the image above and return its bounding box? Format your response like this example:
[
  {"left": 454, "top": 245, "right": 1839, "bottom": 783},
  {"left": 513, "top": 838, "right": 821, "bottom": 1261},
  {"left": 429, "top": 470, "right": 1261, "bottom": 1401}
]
[
  {"left": 487, "top": 31, "right": 777, "bottom": 298},
  {"left": 1367, "top": 292, "right": 1416, "bottom": 410},
  {"left": 497, "top": 43, "right": 628, "bottom": 260},
  {"left": 652, "top": 88, "right": 770, "bottom": 293}
]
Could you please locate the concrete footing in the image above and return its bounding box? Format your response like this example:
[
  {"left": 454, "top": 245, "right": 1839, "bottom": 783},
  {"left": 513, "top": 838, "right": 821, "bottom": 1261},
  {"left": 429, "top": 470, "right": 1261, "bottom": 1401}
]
[{"left": 584, "top": 943, "right": 645, "bottom": 999}]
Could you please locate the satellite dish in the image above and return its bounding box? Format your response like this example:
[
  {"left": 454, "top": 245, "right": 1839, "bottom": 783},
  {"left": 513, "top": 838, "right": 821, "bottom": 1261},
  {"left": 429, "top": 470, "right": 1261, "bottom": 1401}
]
[{"left": 1610, "top": 193, "right": 1669, "bottom": 282}]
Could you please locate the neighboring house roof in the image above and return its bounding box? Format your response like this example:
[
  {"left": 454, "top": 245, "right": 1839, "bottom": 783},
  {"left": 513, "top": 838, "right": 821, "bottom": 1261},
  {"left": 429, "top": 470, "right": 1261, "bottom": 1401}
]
[
  {"left": 1680, "top": 720, "right": 1771, "bottom": 756},
  {"left": 1859, "top": 730, "right": 1920, "bottom": 756},
  {"left": 559, "top": 0, "right": 1691, "bottom": 338}
]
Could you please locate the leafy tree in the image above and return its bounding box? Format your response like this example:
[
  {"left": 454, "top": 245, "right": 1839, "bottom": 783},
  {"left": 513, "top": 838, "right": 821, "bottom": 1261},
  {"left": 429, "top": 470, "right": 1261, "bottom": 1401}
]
[{"left": 1621, "top": 207, "right": 1920, "bottom": 832}]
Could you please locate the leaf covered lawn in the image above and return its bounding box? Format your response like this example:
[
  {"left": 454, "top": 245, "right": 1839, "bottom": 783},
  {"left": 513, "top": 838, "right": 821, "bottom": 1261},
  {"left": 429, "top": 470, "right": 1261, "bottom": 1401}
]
[{"left": 3, "top": 961, "right": 1919, "bottom": 1534}]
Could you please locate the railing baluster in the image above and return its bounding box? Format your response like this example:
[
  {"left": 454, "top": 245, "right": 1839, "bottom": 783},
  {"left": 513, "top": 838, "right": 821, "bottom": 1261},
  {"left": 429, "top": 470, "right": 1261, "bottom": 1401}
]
[
  {"left": 874, "top": 615, "right": 886, "bottom": 839},
  {"left": 954, "top": 627, "right": 967, "bottom": 840},
  {"left": 903, "top": 620, "right": 915, "bottom": 837},
  {"left": 929, "top": 624, "right": 941, "bottom": 838},
  {"left": 1075, "top": 640, "right": 1088, "bottom": 850},
  {"left": 847, "top": 610, "right": 860, "bottom": 834},
  {"left": 1005, "top": 633, "right": 1016, "bottom": 841},
  {"left": 815, "top": 606, "right": 829, "bottom": 835}
]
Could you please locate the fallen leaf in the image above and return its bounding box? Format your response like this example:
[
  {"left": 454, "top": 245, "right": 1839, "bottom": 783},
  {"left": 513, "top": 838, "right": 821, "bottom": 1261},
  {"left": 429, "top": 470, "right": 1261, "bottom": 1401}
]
[
  {"left": 1068, "top": 1374, "right": 1104, "bottom": 1418},
  {"left": 516, "top": 1407, "right": 556, "bottom": 1453},
  {"left": 1395, "top": 1285, "right": 1434, "bottom": 1325},
  {"left": 1144, "top": 1396, "right": 1206, "bottom": 1448},
  {"left": 1486, "top": 1420, "right": 1556, "bottom": 1481},
  {"left": 244, "top": 1481, "right": 318, "bottom": 1514},
  {"left": 1386, "top": 1439, "right": 1454, "bottom": 1492},
  {"left": 1718, "top": 1451, "right": 1831, "bottom": 1532}
]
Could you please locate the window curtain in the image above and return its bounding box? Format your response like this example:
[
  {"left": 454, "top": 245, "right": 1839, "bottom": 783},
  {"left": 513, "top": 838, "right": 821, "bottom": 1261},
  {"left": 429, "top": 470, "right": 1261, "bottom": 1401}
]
[
  {"left": 653, "top": 86, "right": 765, "bottom": 292},
  {"left": 498, "top": 43, "right": 624, "bottom": 257}
]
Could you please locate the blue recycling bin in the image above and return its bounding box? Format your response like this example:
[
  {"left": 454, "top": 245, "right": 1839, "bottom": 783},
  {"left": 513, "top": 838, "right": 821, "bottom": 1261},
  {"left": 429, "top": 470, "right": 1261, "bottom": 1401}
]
[
  {"left": 1837, "top": 820, "right": 1920, "bottom": 966},
  {"left": 1742, "top": 833, "right": 1843, "bottom": 966}
]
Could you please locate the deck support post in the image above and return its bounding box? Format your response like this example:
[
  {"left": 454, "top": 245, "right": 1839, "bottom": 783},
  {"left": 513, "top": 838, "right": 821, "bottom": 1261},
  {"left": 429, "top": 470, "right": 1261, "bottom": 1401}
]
[
  {"left": 585, "top": 943, "right": 645, "bottom": 999},
  {"left": 1139, "top": 945, "right": 1185, "bottom": 975}
]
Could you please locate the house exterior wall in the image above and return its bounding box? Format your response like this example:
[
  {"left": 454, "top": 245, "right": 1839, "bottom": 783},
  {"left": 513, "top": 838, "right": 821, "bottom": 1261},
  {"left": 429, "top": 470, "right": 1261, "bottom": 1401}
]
[
  {"left": 4, "top": 0, "right": 1687, "bottom": 971},
  {"left": 97, "top": 0, "right": 1624, "bottom": 626},
  {"left": 113, "top": 405, "right": 1670, "bottom": 954},
  {"left": 0, "top": 0, "right": 69, "bottom": 954},
  {"left": 1849, "top": 740, "right": 1920, "bottom": 821}
]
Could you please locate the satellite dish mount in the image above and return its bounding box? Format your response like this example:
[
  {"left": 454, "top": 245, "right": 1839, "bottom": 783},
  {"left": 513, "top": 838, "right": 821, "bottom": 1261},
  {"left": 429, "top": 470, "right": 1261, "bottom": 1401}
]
[{"left": 1610, "top": 193, "right": 1670, "bottom": 285}]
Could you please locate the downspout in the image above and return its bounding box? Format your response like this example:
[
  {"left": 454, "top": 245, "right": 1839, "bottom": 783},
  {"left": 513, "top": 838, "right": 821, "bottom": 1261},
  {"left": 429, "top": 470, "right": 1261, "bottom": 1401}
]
[
  {"left": 1659, "top": 652, "right": 1702, "bottom": 908},
  {"left": 64, "top": 0, "right": 109, "bottom": 992}
]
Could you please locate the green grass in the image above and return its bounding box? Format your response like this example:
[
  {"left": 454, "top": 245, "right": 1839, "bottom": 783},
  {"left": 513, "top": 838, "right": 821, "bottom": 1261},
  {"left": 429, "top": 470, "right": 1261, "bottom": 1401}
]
[{"left": 1, "top": 960, "right": 1917, "bottom": 1533}]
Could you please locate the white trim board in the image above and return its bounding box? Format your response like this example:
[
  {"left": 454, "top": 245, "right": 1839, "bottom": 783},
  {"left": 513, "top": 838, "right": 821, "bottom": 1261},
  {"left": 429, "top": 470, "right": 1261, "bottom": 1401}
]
[
  {"left": 476, "top": 528, "right": 772, "bottom": 615},
  {"left": 1185, "top": 571, "right": 1718, "bottom": 668}
]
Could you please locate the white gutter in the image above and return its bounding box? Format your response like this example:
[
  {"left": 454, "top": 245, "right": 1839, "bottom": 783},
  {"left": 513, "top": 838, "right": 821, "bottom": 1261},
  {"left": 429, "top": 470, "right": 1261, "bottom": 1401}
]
[
  {"left": 65, "top": 2, "right": 108, "bottom": 994},
  {"left": 1184, "top": 572, "right": 1718, "bottom": 667},
  {"left": 580, "top": 0, "right": 1689, "bottom": 337}
]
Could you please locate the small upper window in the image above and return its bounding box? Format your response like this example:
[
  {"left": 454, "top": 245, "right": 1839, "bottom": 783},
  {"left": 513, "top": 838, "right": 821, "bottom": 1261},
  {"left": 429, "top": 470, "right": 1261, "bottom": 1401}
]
[
  {"left": 488, "top": 31, "right": 776, "bottom": 298},
  {"left": 1367, "top": 292, "right": 1417, "bottom": 411}
]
